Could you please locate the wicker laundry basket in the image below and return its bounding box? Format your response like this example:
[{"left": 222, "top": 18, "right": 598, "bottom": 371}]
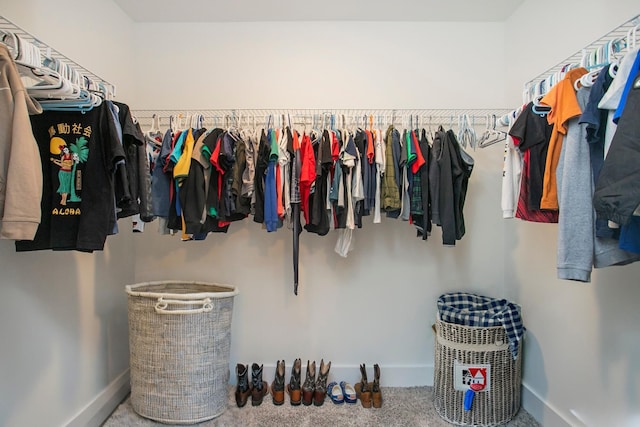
[
  {"left": 433, "top": 318, "right": 522, "bottom": 426},
  {"left": 126, "top": 281, "right": 238, "bottom": 424}
]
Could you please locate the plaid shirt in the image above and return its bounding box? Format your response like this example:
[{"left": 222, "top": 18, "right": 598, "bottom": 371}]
[{"left": 437, "top": 292, "right": 525, "bottom": 359}]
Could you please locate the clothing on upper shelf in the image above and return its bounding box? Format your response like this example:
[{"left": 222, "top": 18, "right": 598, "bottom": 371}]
[
  {"left": 506, "top": 45, "right": 640, "bottom": 280},
  {"left": 539, "top": 67, "right": 588, "bottom": 210},
  {"left": 578, "top": 63, "right": 617, "bottom": 239},
  {"left": 507, "top": 103, "right": 559, "bottom": 223},
  {"left": 556, "top": 86, "right": 639, "bottom": 282},
  {"left": 501, "top": 112, "right": 521, "bottom": 219},
  {"left": 509, "top": 102, "right": 553, "bottom": 211},
  {"left": 16, "top": 102, "right": 127, "bottom": 252},
  {"left": 594, "top": 71, "right": 640, "bottom": 228},
  {"left": 598, "top": 48, "right": 640, "bottom": 158},
  {"left": 13, "top": 99, "right": 154, "bottom": 252},
  {"left": 113, "top": 101, "right": 154, "bottom": 222}
]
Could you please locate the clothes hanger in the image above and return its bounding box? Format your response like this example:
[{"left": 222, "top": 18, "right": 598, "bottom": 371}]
[
  {"left": 0, "top": 30, "right": 19, "bottom": 59},
  {"left": 153, "top": 114, "right": 161, "bottom": 133},
  {"left": 531, "top": 96, "right": 551, "bottom": 116},
  {"left": 35, "top": 62, "right": 99, "bottom": 112},
  {"left": 457, "top": 114, "right": 477, "bottom": 150},
  {"left": 24, "top": 49, "right": 105, "bottom": 112},
  {"left": 12, "top": 34, "right": 42, "bottom": 68},
  {"left": 24, "top": 39, "right": 85, "bottom": 104},
  {"left": 477, "top": 114, "right": 493, "bottom": 147},
  {"left": 478, "top": 114, "right": 507, "bottom": 148},
  {"left": 626, "top": 24, "right": 639, "bottom": 53},
  {"left": 4, "top": 33, "right": 70, "bottom": 99}
]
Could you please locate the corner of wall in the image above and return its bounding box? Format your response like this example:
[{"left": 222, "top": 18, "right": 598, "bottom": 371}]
[{"left": 64, "top": 370, "right": 130, "bottom": 427}]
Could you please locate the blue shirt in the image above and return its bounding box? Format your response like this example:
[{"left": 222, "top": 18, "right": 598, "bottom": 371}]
[{"left": 613, "top": 51, "right": 640, "bottom": 123}]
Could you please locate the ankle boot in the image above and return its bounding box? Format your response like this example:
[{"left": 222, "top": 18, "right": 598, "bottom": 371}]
[
  {"left": 287, "top": 358, "right": 302, "bottom": 406},
  {"left": 354, "top": 364, "right": 372, "bottom": 408},
  {"left": 301, "top": 360, "right": 316, "bottom": 406},
  {"left": 372, "top": 364, "right": 382, "bottom": 408},
  {"left": 270, "top": 360, "right": 285, "bottom": 405},
  {"left": 235, "top": 363, "right": 252, "bottom": 408},
  {"left": 251, "top": 363, "right": 269, "bottom": 406},
  {"left": 313, "top": 359, "right": 331, "bottom": 406}
]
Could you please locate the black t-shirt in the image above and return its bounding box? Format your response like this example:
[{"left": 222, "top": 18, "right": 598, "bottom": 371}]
[
  {"left": 509, "top": 102, "right": 553, "bottom": 210},
  {"left": 16, "top": 104, "right": 125, "bottom": 252},
  {"left": 305, "top": 130, "right": 332, "bottom": 236}
]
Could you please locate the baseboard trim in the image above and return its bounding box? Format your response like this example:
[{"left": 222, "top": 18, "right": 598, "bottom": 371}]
[
  {"left": 64, "top": 369, "right": 131, "bottom": 427},
  {"left": 521, "top": 382, "right": 574, "bottom": 427}
]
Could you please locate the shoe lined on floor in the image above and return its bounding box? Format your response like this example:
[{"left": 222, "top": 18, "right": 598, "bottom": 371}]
[
  {"left": 313, "top": 359, "right": 331, "bottom": 406},
  {"left": 235, "top": 363, "right": 252, "bottom": 408},
  {"left": 251, "top": 363, "right": 269, "bottom": 406},
  {"left": 354, "top": 363, "right": 372, "bottom": 408},
  {"left": 301, "top": 360, "right": 316, "bottom": 406},
  {"left": 287, "top": 358, "right": 302, "bottom": 406},
  {"left": 372, "top": 364, "right": 382, "bottom": 408},
  {"left": 271, "top": 360, "right": 285, "bottom": 406},
  {"left": 340, "top": 381, "right": 357, "bottom": 404},
  {"left": 327, "top": 381, "right": 344, "bottom": 404}
]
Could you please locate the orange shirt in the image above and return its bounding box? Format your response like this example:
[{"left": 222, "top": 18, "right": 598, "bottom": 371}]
[
  {"left": 539, "top": 67, "right": 587, "bottom": 210},
  {"left": 365, "top": 130, "right": 375, "bottom": 164}
]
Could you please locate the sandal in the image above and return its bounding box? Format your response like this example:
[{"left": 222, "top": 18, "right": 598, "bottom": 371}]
[
  {"left": 326, "top": 382, "right": 344, "bottom": 404},
  {"left": 340, "top": 381, "right": 357, "bottom": 404}
]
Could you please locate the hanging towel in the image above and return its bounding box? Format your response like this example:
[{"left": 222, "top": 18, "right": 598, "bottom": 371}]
[{"left": 437, "top": 292, "right": 525, "bottom": 360}]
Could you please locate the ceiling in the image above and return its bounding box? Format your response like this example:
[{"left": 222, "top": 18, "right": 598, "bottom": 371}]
[{"left": 113, "top": 0, "right": 524, "bottom": 23}]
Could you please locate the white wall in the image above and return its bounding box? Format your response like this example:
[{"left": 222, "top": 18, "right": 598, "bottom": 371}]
[
  {"left": 4, "top": 2, "right": 639, "bottom": 426},
  {"left": 0, "top": 1, "right": 136, "bottom": 426},
  {"left": 132, "top": 21, "right": 507, "bottom": 110},
  {"left": 505, "top": 2, "right": 640, "bottom": 426},
  {"left": 131, "top": 20, "right": 510, "bottom": 390}
]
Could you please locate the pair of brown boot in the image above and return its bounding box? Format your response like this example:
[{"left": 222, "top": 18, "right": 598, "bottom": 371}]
[
  {"left": 235, "top": 363, "right": 269, "bottom": 407},
  {"left": 271, "top": 359, "right": 331, "bottom": 406},
  {"left": 354, "top": 364, "right": 382, "bottom": 408}
]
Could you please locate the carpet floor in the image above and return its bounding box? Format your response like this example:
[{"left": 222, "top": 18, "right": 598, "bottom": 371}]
[{"left": 103, "top": 386, "right": 541, "bottom": 427}]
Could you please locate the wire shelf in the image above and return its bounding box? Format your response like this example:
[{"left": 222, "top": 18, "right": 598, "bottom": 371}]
[
  {"left": 523, "top": 13, "right": 640, "bottom": 103},
  {"left": 132, "top": 108, "right": 513, "bottom": 130},
  {"left": 0, "top": 15, "right": 116, "bottom": 97}
]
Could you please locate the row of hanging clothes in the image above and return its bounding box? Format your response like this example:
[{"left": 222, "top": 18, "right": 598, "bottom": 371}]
[
  {"left": 501, "top": 20, "right": 640, "bottom": 282},
  {"left": 142, "top": 111, "right": 489, "bottom": 294},
  {"left": 1, "top": 20, "right": 138, "bottom": 253}
]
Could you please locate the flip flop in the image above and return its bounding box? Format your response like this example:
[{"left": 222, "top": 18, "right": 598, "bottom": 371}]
[
  {"left": 326, "top": 381, "right": 344, "bottom": 404},
  {"left": 340, "top": 381, "right": 357, "bottom": 404}
]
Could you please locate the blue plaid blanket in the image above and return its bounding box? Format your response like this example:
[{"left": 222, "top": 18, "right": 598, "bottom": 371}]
[{"left": 437, "top": 292, "right": 525, "bottom": 359}]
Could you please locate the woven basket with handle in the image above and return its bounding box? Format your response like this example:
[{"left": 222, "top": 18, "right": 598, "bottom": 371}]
[
  {"left": 433, "top": 318, "right": 522, "bottom": 426},
  {"left": 126, "top": 281, "right": 238, "bottom": 425}
]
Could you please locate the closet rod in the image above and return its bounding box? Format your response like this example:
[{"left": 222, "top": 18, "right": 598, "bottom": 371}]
[
  {"left": 524, "top": 13, "right": 640, "bottom": 93},
  {"left": 0, "top": 15, "right": 115, "bottom": 96},
  {"left": 133, "top": 108, "right": 511, "bottom": 127}
]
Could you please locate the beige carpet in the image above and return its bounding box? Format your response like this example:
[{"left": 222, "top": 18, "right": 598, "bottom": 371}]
[{"left": 103, "top": 386, "right": 541, "bottom": 427}]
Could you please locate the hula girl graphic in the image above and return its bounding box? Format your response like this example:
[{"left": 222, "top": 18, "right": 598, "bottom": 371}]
[{"left": 50, "top": 136, "right": 89, "bottom": 205}]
